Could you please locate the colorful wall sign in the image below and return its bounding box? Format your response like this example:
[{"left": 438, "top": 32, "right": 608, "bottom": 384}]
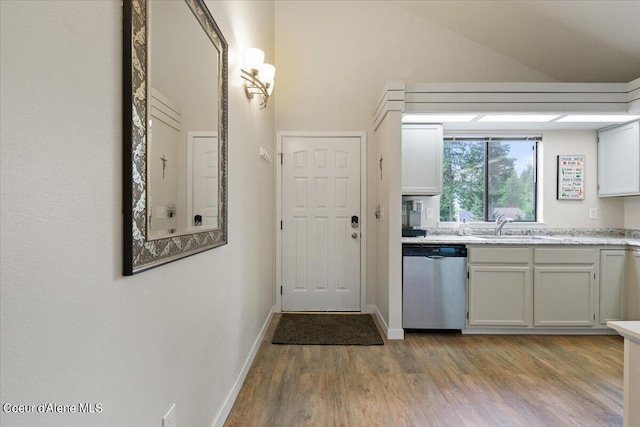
[{"left": 557, "top": 155, "right": 585, "bottom": 200}]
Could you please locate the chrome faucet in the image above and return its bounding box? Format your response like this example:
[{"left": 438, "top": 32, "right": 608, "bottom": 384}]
[{"left": 494, "top": 214, "right": 513, "bottom": 235}]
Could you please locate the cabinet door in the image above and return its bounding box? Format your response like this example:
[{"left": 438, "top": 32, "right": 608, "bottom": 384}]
[
  {"left": 599, "top": 250, "right": 627, "bottom": 324},
  {"left": 598, "top": 121, "right": 640, "bottom": 197},
  {"left": 630, "top": 251, "right": 640, "bottom": 321},
  {"left": 468, "top": 265, "right": 531, "bottom": 326},
  {"left": 534, "top": 266, "right": 595, "bottom": 326},
  {"left": 402, "top": 125, "right": 443, "bottom": 195}
]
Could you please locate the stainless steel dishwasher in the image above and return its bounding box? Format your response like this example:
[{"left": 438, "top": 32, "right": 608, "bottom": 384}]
[{"left": 402, "top": 244, "right": 467, "bottom": 330}]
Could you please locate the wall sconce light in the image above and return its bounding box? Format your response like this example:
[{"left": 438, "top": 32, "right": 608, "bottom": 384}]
[{"left": 241, "top": 48, "right": 276, "bottom": 109}]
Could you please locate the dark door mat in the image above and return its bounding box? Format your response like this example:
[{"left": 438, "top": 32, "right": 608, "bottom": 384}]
[{"left": 272, "top": 313, "right": 384, "bottom": 345}]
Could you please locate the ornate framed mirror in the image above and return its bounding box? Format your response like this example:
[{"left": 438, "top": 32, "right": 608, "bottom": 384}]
[{"left": 123, "top": 0, "right": 228, "bottom": 275}]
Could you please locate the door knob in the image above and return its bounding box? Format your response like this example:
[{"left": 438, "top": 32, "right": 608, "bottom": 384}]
[{"left": 351, "top": 232, "right": 358, "bottom": 239}]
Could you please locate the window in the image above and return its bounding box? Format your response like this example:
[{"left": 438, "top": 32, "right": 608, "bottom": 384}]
[{"left": 440, "top": 136, "right": 537, "bottom": 222}]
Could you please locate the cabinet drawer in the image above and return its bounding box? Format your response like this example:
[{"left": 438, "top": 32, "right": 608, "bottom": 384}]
[
  {"left": 468, "top": 247, "right": 530, "bottom": 264},
  {"left": 533, "top": 248, "right": 595, "bottom": 264}
]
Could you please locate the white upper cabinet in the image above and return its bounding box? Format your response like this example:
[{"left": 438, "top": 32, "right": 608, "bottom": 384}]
[
  {"left": 598, "top": 120, "right": 640, "bottom": 197},
  {"left": 402, "top": 124, "right": 443, "bottom": 195}
]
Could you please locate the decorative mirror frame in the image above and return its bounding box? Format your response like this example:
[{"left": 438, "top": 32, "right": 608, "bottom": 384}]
[{"left": 123, "top": 0, "right": 228, "bottom": 275}]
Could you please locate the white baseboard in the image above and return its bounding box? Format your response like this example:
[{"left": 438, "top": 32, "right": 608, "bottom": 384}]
[
  {"left": 373, "top": 306, "right": 404, "bottom": 340},
  {"left": 462, "top": 327, "right": 618, "bottom": 335},
  {"left": 211, "top": 305, "right": 275, "bottom": 427},
  {"left": 387, "top": 328, "right": 405, "bottom": 340}
]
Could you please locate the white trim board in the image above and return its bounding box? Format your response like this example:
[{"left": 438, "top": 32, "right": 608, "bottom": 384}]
[
  {"left": 375, "top": 79, "right": 640, "bottom": 118},
  {"left": 374, "top": 81, "right": 405, "bottom": 130},
  {"left": 275, "top": 131, "right": 367, "bottom": 313}
]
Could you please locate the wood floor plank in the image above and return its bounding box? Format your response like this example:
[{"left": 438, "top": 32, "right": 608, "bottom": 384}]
[{"left": 225, "top": 314, "right": 623, "bottom": 427}]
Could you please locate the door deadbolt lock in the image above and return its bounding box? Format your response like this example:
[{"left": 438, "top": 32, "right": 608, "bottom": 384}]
[{"left": 351, "top": 215, "right": 359, "bottom": 228}]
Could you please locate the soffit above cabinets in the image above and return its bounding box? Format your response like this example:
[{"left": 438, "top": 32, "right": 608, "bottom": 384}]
[{"left": 374, "top": 80, "right": 640, "bottom": 131}]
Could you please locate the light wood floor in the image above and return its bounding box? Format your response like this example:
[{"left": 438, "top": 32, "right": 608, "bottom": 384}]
[{"left": 225, "top": 314, "right": 624, "bottom": 427}]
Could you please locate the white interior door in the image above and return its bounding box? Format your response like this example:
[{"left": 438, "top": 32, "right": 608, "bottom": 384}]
[
  {"left": 281, "top": 135, "right": 361, "bottom": 311},
  {"left": 188, "top": 132, "right": 218, "bottom": 228}
]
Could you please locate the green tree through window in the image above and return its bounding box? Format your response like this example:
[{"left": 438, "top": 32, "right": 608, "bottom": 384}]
[{"left": 440, "top": 138, "right": 537, "bottom": 222}]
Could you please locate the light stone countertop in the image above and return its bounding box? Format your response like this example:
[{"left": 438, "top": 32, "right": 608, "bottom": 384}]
[{"left": 402, "top": 234, "right": 640, "bottom": 247}]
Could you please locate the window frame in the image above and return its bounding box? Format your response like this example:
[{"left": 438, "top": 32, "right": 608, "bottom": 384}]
[{"left": 441, "top": 135, "right": 539, "bottom": 223}]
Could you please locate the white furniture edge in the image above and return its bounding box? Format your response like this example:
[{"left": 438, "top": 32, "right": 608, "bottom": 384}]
[
  {"left": 608, "top": 321, "right": 640, "bottom": 343},
  {"left": 607, "top": 321, "right": 640, "bottom": 427}
]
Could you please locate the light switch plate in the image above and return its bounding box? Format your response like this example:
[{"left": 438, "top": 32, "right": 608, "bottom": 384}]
[
  {"left": 156, "top": 206, "right": 165, "bottom": 219},
  {"left": 589, "top": 207, "right": 598, "bottom": 219},
  {"left": 426, "top": 208, "right": 434, "bottom": 219},
  {"left": 162, "top": 404, "right": 176, "bottom": 427}
]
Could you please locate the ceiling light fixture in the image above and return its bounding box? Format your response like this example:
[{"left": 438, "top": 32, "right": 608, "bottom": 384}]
[
  {"left": 241, "top": 48, "right": 275, "bottom": 109},
  {"left": 478, "top": 114, "right": 560, "bottom": 123},
  {"left": 556, "top": 114, "right": 640, "bottom": 123}
]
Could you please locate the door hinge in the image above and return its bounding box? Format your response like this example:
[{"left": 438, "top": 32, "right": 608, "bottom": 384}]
[
  {"left": 280, "top": 220, "right": 283, "bottom": 230},
  {"left": 467, "top": 312, "right": 469, "bottom": 319},
  {"left": 594, "top": 314, "right": 596, "bottom": 321},
  {"left": 280, "top": 153, "right": 283, "bottom": 165},
  {"left": 594, "top": 273, "right": 596, "bottom": 280},
  {"left": 467, "top": 271, "right": 470, "bottom": 279},
  {"left": 280, "top": 286, "right": 283, "bottom": 295}
]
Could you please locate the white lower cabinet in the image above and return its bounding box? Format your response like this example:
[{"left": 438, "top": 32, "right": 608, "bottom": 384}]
[
  {"left": 468, "top": 265, "right": 531, "bottom": 326},
  {"left": 466, "top": 245, "right": 618, "bottom": 331},
  {"left": 533, "top": 266, "right": 595, "bottom": 326},
  {"left": 599, "top": 250, "right": 627, "bottom": 324},
  {"left": 630, "top": 251, "right": 640, "bottom": 321},
  {"left": 467, "top": 246, "right": 531, "bottom": 327}
]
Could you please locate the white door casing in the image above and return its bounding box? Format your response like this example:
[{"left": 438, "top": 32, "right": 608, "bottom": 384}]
[
  {"left": 277, "top": 132, "right": 366, "bottom": 312},
  {"left": 187, "top": 131, "right": 218, "bottom": 229}
]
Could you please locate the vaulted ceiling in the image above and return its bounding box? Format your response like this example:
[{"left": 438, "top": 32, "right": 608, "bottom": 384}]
[{"left": 394, "top": 0, "right": 640, "bottom": 83}]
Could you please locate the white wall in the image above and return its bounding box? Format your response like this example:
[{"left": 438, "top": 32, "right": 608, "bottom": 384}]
[
  {"left": 0, "top": 1, "right": 275, "bottom": 426},
  {"left": 274, "top": 1, "right": 554, "bottom": 131},
  {"left": 626, "top": 197, "right": 640, "bottom": 229},
  {"left": 374, "top": 116, "right": 391, "bottom": 326},
  {"left": 540, "top": 130, "right": 625, "bottom": 228}
]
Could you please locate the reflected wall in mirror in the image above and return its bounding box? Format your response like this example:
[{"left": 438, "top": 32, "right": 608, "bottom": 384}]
[{"left": 123, "top": 0, "right": 228, "bottom": 275}]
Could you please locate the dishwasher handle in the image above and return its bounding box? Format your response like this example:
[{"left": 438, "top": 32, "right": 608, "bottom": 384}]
[{"left": 426, "top": 255, "right": 444, "bottom": 260}]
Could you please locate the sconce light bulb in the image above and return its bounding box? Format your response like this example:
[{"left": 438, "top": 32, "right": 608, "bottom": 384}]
[
  {"left": 244, "top": 48, "right": 265, "bottom": 72},
  {"left": 258, "top": 63, "right": 276, "bottom": 85}
]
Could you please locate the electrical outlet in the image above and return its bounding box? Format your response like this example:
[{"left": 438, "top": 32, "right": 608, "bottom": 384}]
[
  {"left": 426, "top": 208, "right": 434, "bottom": 219},
  {"left": 163, "top": 404, "right": 176, "bottom": 427},
  {"left": 589, "top": 207, "right": 598, "bottom": 219}
]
